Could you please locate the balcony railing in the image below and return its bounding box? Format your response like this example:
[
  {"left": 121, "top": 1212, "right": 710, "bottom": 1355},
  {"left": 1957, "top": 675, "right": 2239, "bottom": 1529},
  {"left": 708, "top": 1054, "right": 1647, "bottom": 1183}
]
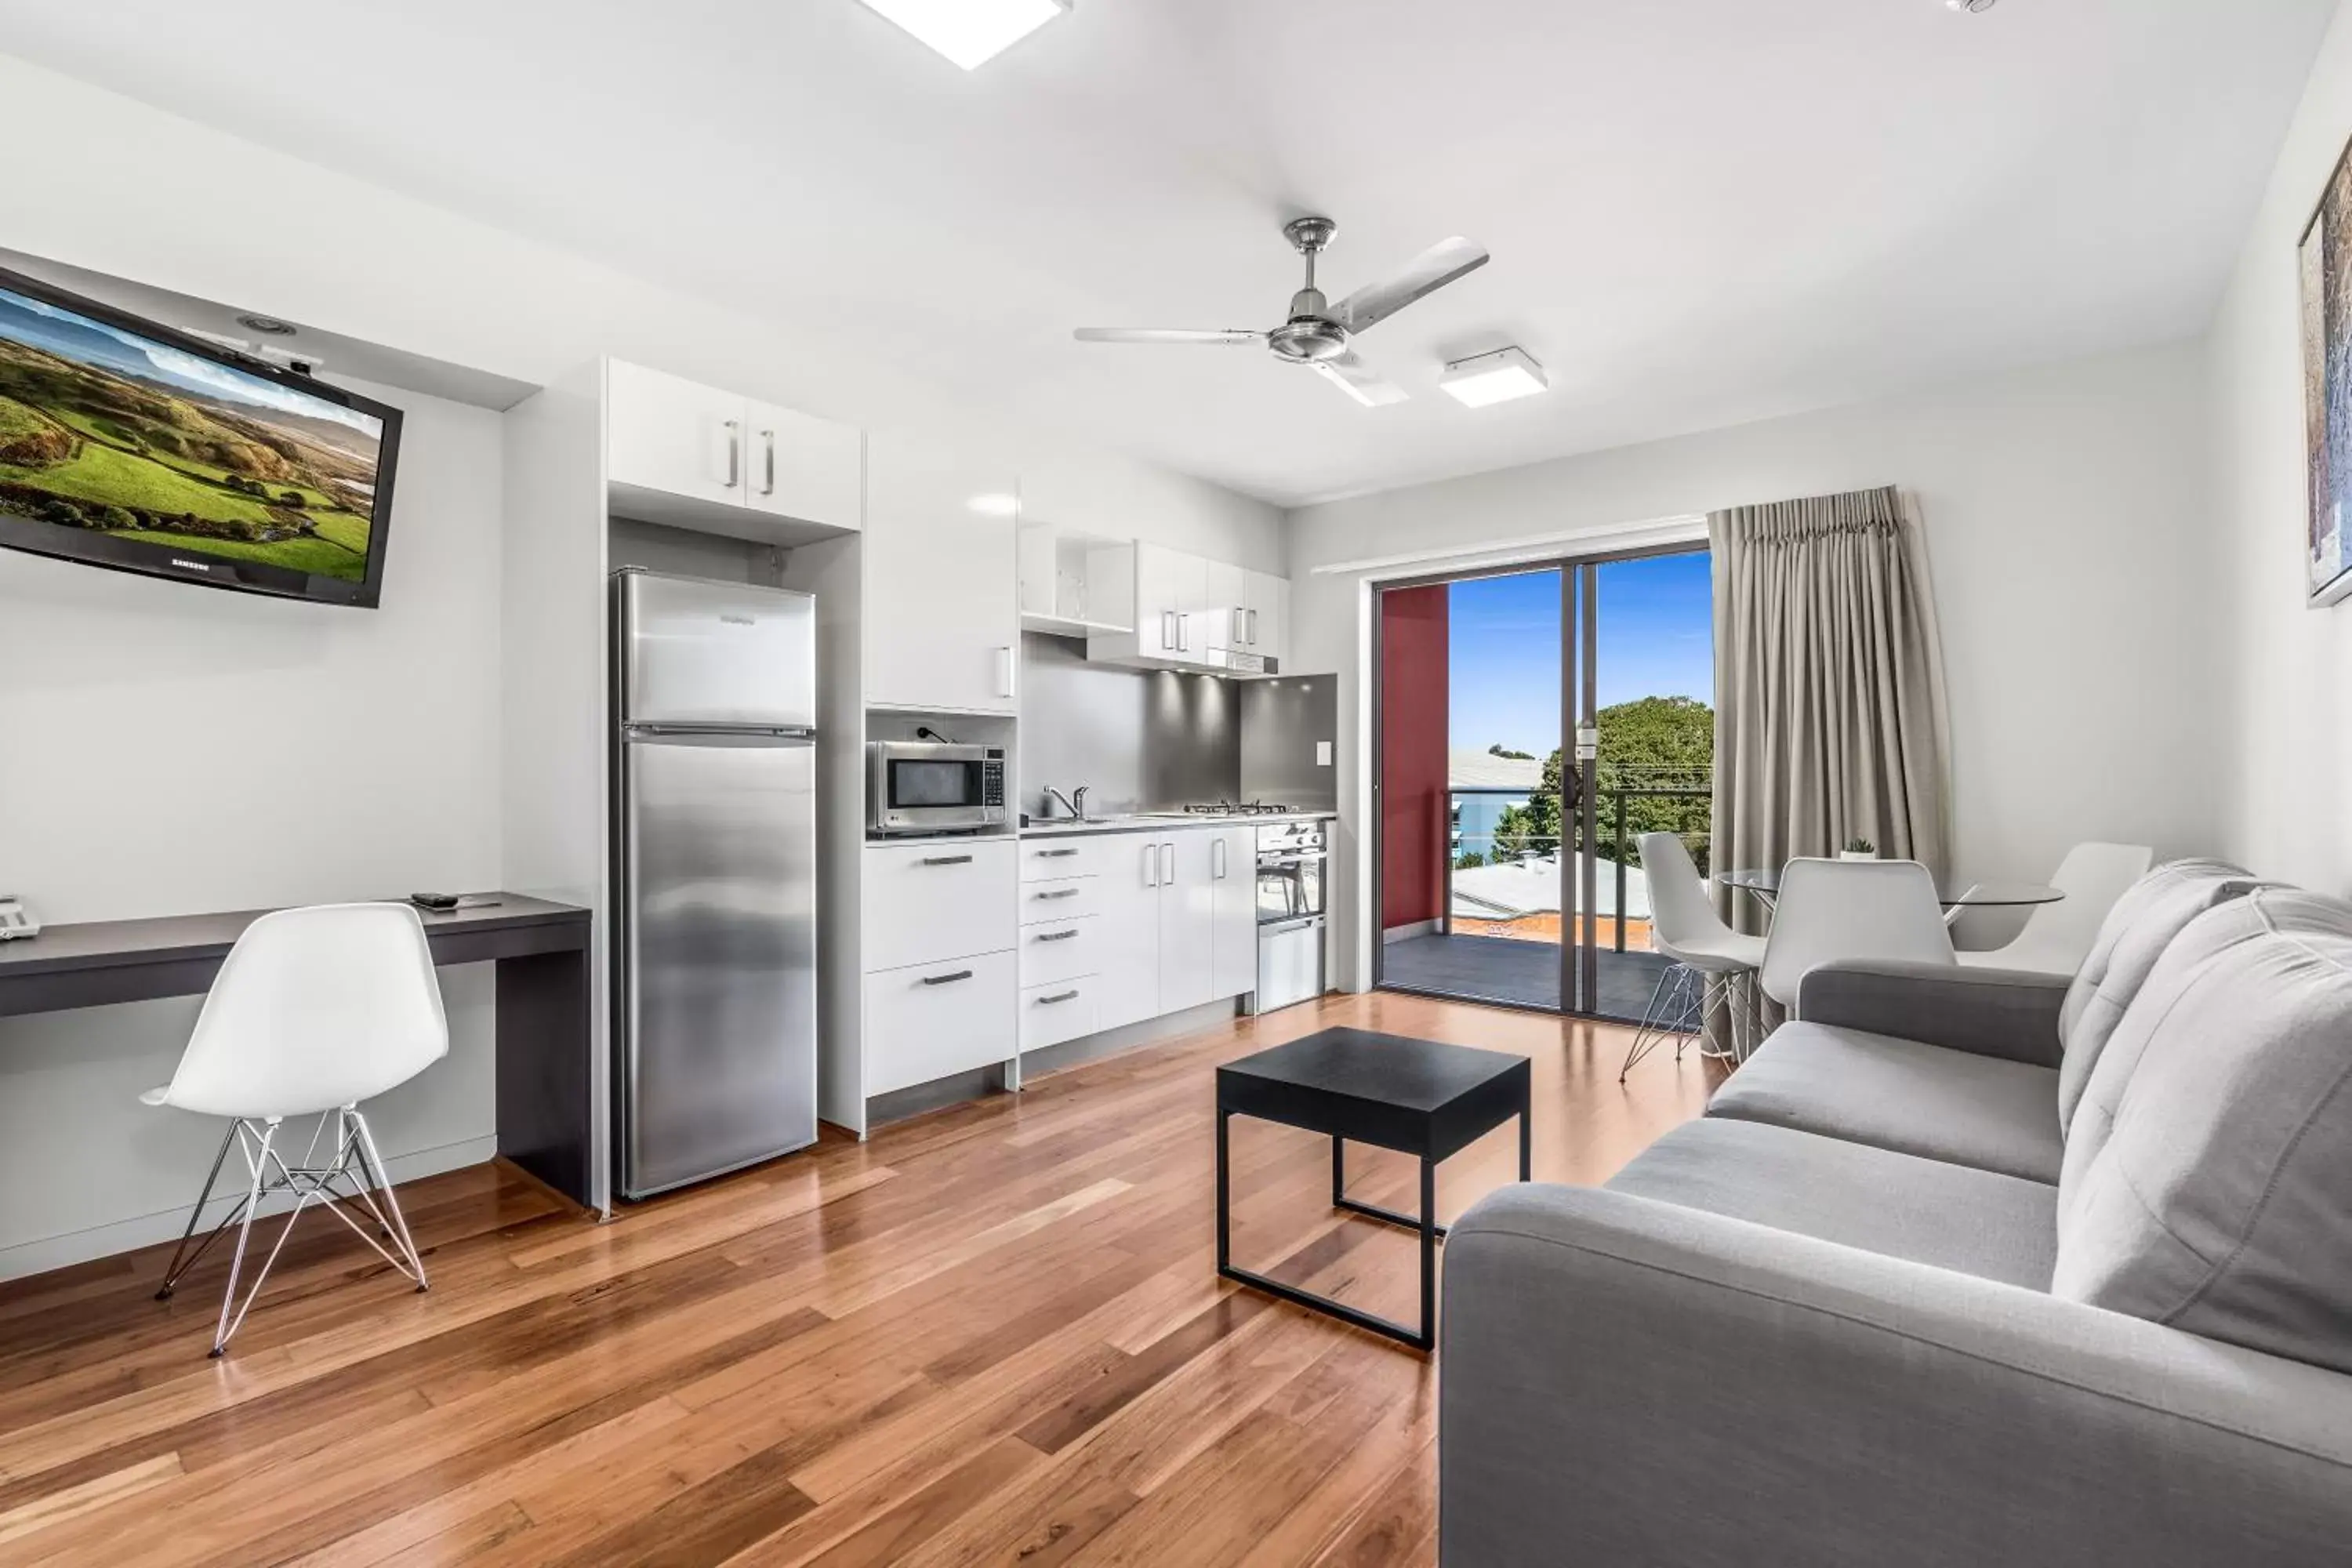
[{"left": 1445, "top": 768, "right": 1711, "bottom": 953}]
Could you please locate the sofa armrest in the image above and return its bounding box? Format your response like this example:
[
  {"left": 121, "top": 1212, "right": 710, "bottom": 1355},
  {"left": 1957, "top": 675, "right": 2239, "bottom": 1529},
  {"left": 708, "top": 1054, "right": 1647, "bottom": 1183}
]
[
  {"left": 1797, "top": 960, "right": 2068, "bottom": 1065},
  {"left": 1441, "top": 1185, "right": 2352, "bottom": 1568}
]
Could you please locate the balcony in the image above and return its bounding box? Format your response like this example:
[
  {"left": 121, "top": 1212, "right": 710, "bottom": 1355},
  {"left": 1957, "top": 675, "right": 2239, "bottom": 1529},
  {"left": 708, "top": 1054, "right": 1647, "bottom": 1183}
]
[{"left": 1380, "top": 775, "right": 1709, "bottom": 1019}]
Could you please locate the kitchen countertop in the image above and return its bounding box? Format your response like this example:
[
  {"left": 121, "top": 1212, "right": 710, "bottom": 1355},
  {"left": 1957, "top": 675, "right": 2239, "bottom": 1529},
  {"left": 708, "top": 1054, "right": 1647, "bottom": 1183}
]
[{"left": 1019, "top": 809, "right": 1336, "bottom": 839}]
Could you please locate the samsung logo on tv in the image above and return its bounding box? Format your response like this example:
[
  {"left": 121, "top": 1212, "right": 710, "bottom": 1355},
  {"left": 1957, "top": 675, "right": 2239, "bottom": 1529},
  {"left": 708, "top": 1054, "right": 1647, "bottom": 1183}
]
[{"left": 170, "top": 559, "right": 213, "bottom": 573}]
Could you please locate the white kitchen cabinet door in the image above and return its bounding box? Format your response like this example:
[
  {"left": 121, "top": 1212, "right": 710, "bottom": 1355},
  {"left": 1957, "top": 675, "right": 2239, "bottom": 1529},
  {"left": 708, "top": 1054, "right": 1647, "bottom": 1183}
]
[
  {"left": 864, "top": 951, "right": 1018, "bottom": 1096},
  {"left": 1243, "top": 571, "right": 1290, "bottom": 666},
  {"left": 1092, "top": 837, "right": 1163, "bottom": 1032},
  {"left": 1134, "top": 543, "right": 1207, "bottom": 662},
  {"left": 745, "top": 401, "right": 862, "bottom": 532},
  {"left": 1210, "top": 826, "right": 1258, "bottom": 1000},
  {"left": 1158, "top": 833, "right": 1218, "bottom": 1014},
  {"left": 1200, "top": 560, "right": 1246, "bottom": 654},
  {"left": 607, "top": 361, "right": 747, "bottom": 507},
  {"left": 864, "top": 430, "right": 1018, "bottom": 713}
]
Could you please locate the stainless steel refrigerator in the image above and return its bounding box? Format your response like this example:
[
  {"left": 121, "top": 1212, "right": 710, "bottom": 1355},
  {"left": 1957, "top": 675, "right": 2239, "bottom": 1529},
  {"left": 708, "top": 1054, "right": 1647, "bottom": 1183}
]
[{"left": 612, "top": 568, "right": 818, "bottom": 1199}]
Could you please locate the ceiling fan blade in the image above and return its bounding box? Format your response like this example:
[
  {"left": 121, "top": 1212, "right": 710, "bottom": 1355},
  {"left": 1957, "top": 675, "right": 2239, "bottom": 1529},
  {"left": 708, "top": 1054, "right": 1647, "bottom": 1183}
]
[
  {"left": 1073, "top": 328, "right": 1265, "bottom": 345},
  {"left": 1329, "top": 237, "right": 1490, "bottom": 334},
  {"left": 1313, "top": 352, "right": 1410, "bottom": 407}
]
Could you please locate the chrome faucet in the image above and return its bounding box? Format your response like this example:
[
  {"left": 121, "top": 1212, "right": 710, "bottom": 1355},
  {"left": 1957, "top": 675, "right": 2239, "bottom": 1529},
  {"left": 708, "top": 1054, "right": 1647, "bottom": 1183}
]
[{"left": 1043, "top": 785, "right": 1090, "bottom": 822}]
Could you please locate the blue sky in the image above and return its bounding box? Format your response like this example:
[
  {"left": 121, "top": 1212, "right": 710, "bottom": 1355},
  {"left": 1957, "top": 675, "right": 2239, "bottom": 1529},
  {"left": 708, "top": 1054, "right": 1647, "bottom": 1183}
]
[{"left": 1448, "top": 552, "right": 1714, "bottom": 756}]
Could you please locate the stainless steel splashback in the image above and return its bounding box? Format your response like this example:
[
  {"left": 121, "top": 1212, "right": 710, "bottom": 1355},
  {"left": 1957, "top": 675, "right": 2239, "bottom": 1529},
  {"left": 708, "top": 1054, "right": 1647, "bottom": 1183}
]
[
  {"left": 1018, "top": 633, "right": 1239, "bottom": 814},
  {"left": 1240, "top": 674, "right": 1338, "bottom": 811}
]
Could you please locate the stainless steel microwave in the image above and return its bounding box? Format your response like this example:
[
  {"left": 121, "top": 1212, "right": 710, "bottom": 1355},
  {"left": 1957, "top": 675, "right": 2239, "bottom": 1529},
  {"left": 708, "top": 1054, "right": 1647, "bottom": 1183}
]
[{"left": 866, "top": 742, "right": 1007, "bottom": 835}]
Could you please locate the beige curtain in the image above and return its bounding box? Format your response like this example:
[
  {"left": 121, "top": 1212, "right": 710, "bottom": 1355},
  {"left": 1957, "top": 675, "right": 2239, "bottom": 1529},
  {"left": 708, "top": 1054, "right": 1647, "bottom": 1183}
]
[{"left": 1710, "top": 484, "right": 1954, "bottom": 949}]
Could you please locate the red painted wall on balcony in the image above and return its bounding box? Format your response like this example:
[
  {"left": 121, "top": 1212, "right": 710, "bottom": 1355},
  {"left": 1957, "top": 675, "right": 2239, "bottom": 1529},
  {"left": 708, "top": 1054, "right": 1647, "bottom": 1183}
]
[{"left": 1380, "top": 586, "right": 1449, "bottom": 932}]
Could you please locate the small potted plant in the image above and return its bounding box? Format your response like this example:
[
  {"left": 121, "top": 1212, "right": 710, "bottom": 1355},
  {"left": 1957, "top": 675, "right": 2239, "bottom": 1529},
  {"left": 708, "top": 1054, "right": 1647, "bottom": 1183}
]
[{"left": 1839, "top": 837, "right": 1878, "bottom": 862}]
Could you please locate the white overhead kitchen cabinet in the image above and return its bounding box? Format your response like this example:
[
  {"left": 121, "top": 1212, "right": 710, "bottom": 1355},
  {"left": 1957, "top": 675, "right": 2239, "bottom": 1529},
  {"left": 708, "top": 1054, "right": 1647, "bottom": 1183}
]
[
  {"left": 863, "top": 430, "right": 1020, "bottom": 713},
  {"left": 1086, "top": 542, "right": 1288, "bottom": 674},
  {"left": 1091, "top": 825, "right": 1261, "bottom": 1034},
  {"left": 605, "top": 360, "right": 862, "bottom": 541}
]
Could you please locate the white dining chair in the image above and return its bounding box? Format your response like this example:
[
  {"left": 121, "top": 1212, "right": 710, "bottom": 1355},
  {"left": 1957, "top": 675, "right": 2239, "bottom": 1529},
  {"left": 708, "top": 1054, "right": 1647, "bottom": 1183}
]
[
  {"left": 1759, "top": 858, "right": 1955, "bottom": 1014},
  {"left": 1621, "top": 833, "right": 1768, "bottom": 1080},
  {"left": 1957, "top": 841, "right": 2152, "bottom": 976},
  {"left": 144, "top": 902, "right": 447, "bottom": 1356}
]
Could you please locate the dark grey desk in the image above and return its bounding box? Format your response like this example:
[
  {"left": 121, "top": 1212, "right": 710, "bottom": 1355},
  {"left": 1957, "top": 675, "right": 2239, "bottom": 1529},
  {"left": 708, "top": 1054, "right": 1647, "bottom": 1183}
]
[{"left": 0, "top": 894, "right": 593, "bottom": 1207}]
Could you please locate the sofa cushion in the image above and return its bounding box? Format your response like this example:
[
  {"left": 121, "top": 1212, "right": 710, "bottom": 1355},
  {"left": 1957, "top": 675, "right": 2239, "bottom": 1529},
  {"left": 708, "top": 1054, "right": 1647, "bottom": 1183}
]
[
  {"left": 2055, "top": 889, "right": 2352, "bottom": 1373},
  {"left": 2057, "top": 858, "right": 2259, "bottom": 1131},
  {"left": 1607, "top": 1118, "right": 2058, "bottom": 1289},
  {"left": 1706, "top": 1022, "right": 2063, "bottom": 1182}
]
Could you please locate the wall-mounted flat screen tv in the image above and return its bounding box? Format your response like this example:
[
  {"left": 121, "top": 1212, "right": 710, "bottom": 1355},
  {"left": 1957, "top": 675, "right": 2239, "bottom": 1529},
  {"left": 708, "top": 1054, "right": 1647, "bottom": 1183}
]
[{"left": 0, "top": 266, "right": 401, "bottom": 608}]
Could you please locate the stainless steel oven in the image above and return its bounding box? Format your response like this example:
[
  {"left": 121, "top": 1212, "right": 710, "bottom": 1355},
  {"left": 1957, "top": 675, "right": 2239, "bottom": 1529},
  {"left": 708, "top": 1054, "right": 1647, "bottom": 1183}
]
[
  {"left": 866, "top": 741, "right": 1007, "bottom": 836},
  {"left": 1250, "top": 818, "right": 1327, "bottom": 1013}
]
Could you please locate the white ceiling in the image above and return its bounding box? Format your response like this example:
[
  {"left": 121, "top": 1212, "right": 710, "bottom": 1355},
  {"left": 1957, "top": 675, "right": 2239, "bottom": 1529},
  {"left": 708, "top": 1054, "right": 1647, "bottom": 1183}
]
[{"left": 2, "top": 0, "right": 2330, "bottom": 506}]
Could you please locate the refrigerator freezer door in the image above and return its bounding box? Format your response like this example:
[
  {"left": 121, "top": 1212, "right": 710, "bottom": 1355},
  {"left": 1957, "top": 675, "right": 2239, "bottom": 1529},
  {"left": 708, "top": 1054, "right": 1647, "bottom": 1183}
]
[
  {"left": 620, "top": 731, "right": 817, "bottom": 1196},
  {"left": 617, "top": 570, "right": 817, "bottom": 730}
]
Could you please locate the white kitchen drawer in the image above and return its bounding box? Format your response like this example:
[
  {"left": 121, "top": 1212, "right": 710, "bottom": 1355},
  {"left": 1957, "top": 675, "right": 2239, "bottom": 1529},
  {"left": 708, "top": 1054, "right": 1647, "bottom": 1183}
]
[
  {"left": 1020, "top": 974, "right": 1099, "bottom": 1053},
  {"left": 1019, "top": 875, "right": 1100, "bottom": 925},
  {"left": 863, "top": 838, "right": 1017, "bottom": 973},
  {"left": 1018, "top": 834, "right": 1127, "bottom": 881},
  {"left": 865, "top": 950, "right": 1018, "bottom": 1096},
  {"left": 1019, "top": 916, "right": 1098, "bottom": 987}
]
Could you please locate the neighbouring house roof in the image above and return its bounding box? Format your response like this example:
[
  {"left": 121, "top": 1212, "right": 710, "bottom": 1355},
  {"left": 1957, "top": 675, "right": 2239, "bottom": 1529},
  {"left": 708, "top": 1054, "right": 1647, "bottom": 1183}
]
[
  {"left": 1450, "top": 858, "right": 1652, "bottom": 921},
  {"left": 1449, "top": 750, "right": 1545, "bottom": 791}
]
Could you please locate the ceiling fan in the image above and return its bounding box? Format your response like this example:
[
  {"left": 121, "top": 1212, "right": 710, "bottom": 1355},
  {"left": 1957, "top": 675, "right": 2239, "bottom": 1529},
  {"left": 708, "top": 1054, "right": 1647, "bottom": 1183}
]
[{"left": 1073, "top": 216, "right": 1489, "bottom": 407}]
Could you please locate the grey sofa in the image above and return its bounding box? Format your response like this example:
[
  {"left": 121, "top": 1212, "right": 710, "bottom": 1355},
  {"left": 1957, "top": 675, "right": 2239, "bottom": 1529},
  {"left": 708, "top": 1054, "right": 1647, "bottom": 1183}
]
[{"left": 1440, "top": 863, "right": 2352, "bottom": 1566}]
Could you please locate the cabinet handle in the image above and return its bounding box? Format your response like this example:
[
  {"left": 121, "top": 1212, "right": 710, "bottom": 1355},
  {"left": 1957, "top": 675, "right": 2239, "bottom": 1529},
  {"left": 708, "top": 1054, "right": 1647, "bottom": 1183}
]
[
  {"left": 1036, "top": 887, "right": 1081, "bottom": 900},
  {"left": 920, "top": 854, "right": 974, "bottom": 867},
  {"left": 1249, "top": 608, "right": 1260, "bottom": 645},
  {"left": 1143, "top": 844, "right": 1159, "bottom": 887},
  {"left": 996, "top": 646, "right": 1014, "bottom": 699},
  {"left": 1213, "top": 838, "right": 1226, "bottom": 879},
  {"left": 1038, "top": 848, "right": 1080, "bottom": 858},
  {"left": 1162, "top": 609, "right": 1176, "bottom": 652},
  {"left": 920, "top": 969, "right": 974, "bottom": 986},
  {"left": 1036, "top": 989, "right": 1080, "bottom": 1005},
  {"left": 724, "top": 419, "right": 740, "bottom": 488},
  {"left": 1036, "top": 928, "right": 1079, "bottom": 942},
  {"left": 1161, "top": 842, "right": 1176, "bottom": 883},
  {"left": 760, "top": 429, "right": 776, "bottom": 496}
]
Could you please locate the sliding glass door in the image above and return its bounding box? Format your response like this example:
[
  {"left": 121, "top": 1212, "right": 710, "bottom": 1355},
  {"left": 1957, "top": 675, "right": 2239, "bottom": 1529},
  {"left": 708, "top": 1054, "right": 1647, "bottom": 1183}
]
[{"left": 1374, "top": 545, "right": 1712, "bottom": 1022}]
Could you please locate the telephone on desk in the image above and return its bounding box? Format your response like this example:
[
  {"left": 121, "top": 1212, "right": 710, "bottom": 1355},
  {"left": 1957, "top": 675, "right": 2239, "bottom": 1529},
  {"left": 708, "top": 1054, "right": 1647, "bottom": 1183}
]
[{"left": 0, "top": 897, "right": 40, "bottom": 942}]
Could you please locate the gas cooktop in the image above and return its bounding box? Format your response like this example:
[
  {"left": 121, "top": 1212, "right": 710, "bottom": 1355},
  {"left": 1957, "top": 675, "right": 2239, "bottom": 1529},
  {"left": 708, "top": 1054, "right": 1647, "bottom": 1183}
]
[{"left": 1180, "top": 801, "right": 1297, "bottom": 816}]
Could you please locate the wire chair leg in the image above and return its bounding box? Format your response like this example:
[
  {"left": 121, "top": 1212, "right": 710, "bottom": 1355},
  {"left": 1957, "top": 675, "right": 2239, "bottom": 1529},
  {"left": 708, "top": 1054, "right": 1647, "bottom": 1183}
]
[
  {"left": 210, "top": 1119, "right": 278, "bottom": 1358},
  {"left": 1620, "top": 963, "right": 1700, "bottom": 1082},
  {"left": 156, "top": 1121, "right": 239, "bottom": 1301},
  {"left": 349, "top": 1109, "right": 427, "bottom": 1291}
]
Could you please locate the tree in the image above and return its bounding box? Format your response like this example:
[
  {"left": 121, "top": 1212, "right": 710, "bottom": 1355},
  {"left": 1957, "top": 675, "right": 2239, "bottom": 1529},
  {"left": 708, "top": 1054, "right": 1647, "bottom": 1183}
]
[
  {"left": 1486, "top": 743, "right": 1535, "bottom": 760},
  {"left": 1484, "top": 697, "right": 1714, "bottom": 869},
  {"left": 1454, "top": 850, "right": 1488, "bottom": 870}
]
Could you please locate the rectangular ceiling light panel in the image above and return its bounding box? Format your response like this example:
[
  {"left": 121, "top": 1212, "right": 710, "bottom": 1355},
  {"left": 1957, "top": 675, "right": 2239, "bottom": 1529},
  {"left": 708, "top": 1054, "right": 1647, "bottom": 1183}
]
[
  {"left": 1439, "top": 346, "right": 1549, "bottom": 408},
  {"left": 859, "top": 0, "right": 1070, "bottom": 69}
]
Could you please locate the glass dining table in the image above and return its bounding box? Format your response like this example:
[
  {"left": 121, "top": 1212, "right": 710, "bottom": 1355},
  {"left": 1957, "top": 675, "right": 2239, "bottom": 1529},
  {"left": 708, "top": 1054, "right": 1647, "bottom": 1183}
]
[{"left": 1717, "top": 867, "right": 2065, "bottom": 912}]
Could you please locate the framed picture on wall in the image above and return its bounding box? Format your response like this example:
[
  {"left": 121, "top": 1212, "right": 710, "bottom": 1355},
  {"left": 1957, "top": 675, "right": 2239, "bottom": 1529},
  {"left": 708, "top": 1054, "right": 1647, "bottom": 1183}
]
[{"left": 2299, "top": 134, "right": 2352, "bottom": 607}]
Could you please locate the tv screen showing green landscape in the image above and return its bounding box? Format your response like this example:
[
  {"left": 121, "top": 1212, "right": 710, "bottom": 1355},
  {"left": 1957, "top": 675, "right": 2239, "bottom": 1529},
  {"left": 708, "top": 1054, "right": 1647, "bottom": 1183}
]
[{"left": 0, "top": 274, "right": 399, "bottom": 606}]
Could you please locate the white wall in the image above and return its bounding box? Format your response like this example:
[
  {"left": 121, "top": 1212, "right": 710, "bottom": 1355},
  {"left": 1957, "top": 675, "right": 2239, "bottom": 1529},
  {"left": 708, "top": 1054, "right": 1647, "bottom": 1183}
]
[
  {"left": 0, "top": 54, "right": 1283, "bottom": 577},
  {"left": 0, "top": 381, "right": 504, "bottom": 1274},
  {"left": 2209, "top": 1, "right": 2352, "bottom": 893},
  {"left": 1288, "top": 343, "right": 2224, "bottom": 990},
  {"left": 0, "top": 55, "right": 1280, "bottom": 1272}
]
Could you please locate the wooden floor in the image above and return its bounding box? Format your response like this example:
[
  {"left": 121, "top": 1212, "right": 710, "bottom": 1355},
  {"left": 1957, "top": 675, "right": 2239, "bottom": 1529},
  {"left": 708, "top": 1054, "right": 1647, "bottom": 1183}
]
[{"left": 0, "top": 991, "right": 1720, "bottom": 1567}]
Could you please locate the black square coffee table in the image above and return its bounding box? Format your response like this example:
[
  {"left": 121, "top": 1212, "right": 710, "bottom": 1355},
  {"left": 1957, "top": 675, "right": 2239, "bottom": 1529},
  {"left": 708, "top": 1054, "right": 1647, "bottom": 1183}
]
[{"left": 1215, "top": 1027, "right": 1532, "bottom": 1351}]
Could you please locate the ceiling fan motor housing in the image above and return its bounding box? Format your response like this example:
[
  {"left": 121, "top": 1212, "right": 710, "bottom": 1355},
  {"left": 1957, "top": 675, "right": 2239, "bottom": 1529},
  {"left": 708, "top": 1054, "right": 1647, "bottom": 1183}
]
[{"left": 1270, "top": 290, "right": 1349, "bottom": 361}]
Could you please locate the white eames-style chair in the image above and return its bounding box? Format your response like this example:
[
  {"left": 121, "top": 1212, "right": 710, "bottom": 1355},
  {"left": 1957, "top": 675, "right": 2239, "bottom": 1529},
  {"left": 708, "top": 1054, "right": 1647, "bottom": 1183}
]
[
  {"left": 1759, "top": 857, "right": 1956, "bottom": 1015},
  {"left": 145, "top": 902, "right": 447, "bottom": 1356},
  {"left": 1957, "top": 841, "right": 2153, "bottom": 977},
  {"left": 1621, "top": 833, "right": 1768, "bottom": 1080}
]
